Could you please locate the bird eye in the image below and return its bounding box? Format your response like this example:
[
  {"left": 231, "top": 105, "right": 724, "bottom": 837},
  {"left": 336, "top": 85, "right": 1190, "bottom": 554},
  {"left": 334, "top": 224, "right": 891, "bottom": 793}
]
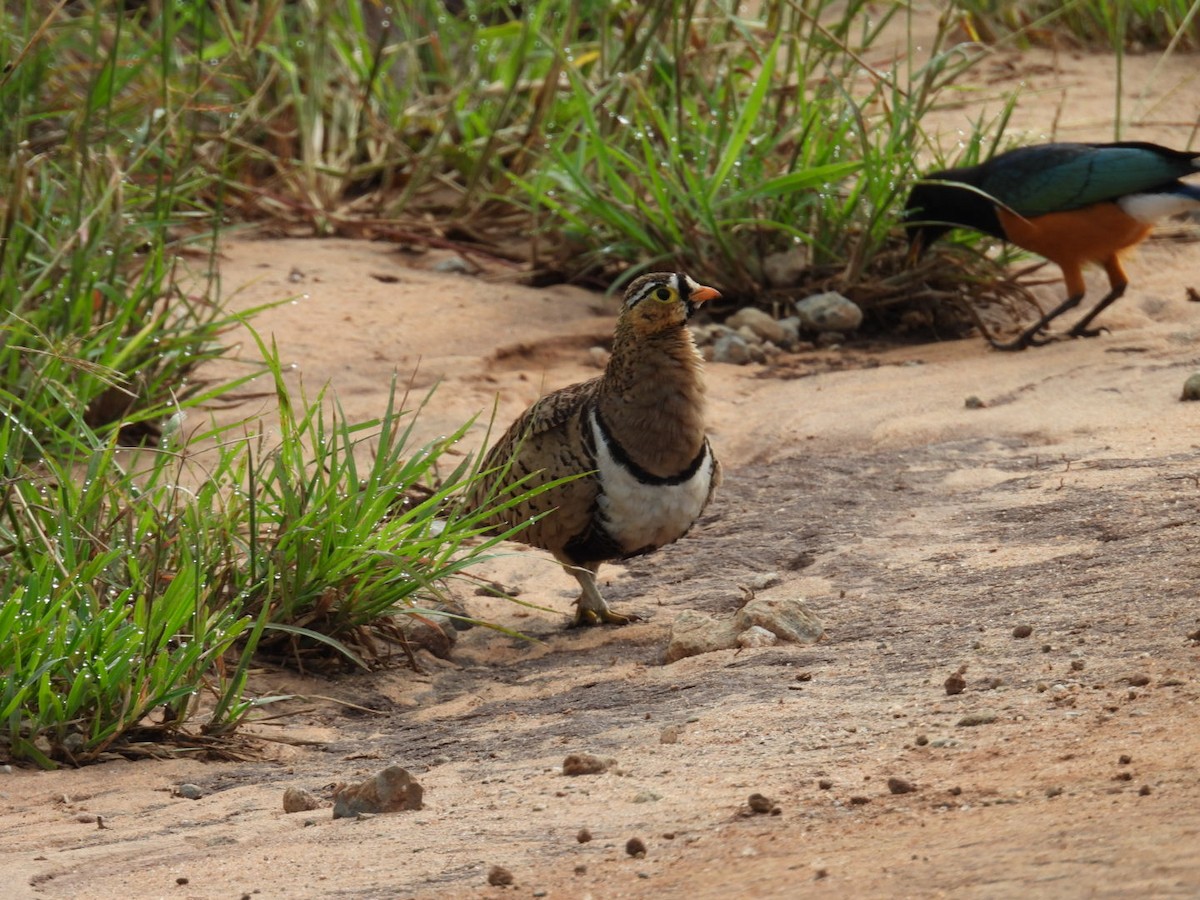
[{"left": 655, "top": 287, "right": 672, "bottom": 301}]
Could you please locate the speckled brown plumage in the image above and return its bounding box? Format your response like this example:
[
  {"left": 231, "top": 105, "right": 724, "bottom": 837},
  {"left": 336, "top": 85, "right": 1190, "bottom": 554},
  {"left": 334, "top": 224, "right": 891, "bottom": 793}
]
[{"left": 468, "top": 272, "right": 722, "bottom": 625}]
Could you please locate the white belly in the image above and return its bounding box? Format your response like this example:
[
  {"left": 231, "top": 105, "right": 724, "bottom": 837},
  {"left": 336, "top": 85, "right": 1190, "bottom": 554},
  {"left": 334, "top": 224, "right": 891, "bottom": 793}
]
[{"left": 589, "top": 410, "right": 715, "bottom": 554}]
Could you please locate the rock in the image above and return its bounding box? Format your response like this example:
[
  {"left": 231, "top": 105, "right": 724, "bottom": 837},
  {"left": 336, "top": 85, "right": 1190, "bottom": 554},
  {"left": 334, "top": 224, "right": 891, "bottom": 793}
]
[
  {"left": 734, "top": 596, "right": 824, "bottom": 644},
  {"left": 631, "top": 790, "right": 661, "bottom": 803},
  {"left": 432, "top": 255, "right": 473, "bottom": 275},
  {"left": 562, "top": 753, "right": 609, "bottom": 776},
  {"left": 1012, "top": 624, "right": 1033, "bottom": 638},
  {"left": 710, "top": 333, "right": 755, "bottom": 365},
  {"left": 737, "top": 625, "right": 778, "bottom": 649},
  {"left": 331, "top": 766, "right": 423, "bottom": 818},
  {"left": 487, "top": 865, "right": 514, "bottom": 886},
  {"left": 1181, "top": 373, "right": 1200, "bottom": 400},
  {"left": 776, "top": 316, "right": 802, "bottom": 350},
  {"left": 576, "top": 827, "right": 593, "bottom": 843},
  {"left": 795, "top": 291, "right": 863, "bottom": 333},
  {"left": 747, "top": 792, "right": 774, "bottom": 814},
  {"left": 944, "top": 672, "right": 967, "bottom": 695},
  {"left": 282, "top": 787, "right": 322, "bottom": 813},
  {"left": 400, "top": 613, "right": 456, "bottom": 659},
  {"left": 625, "top": 837, "right": 647, "bottom": 858},
  {"left": 817, "top": 778, "right": 833, "bottom": 790},
  {"left": 956, "top": 712, "right": 997, "bottom": 727},
  {"left": 663, "top": 609, "right": 741, "bottom": 662},
  {"left": 887, "top": 777, "right": 916, "bottom": 795},
  {"left": 762, "top": 247, "right": 809, "bottom": 287},
  {"left": 659, "top": 724, "right": 682, "bottom": 745},
  {"left": 176, "top": 783, "right": 203, "bottom": 800},
  {"left": 726, "top": 307, "right": 789, "bottom": 346}
]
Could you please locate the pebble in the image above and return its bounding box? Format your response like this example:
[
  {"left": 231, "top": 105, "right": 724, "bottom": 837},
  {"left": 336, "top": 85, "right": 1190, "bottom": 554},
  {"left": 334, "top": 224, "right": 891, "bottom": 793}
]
[
  {"left": 710, "top": 332, "right": 759, "bottom": 365},
  {"left": 659, "top": 725, "right": 682, "bottom": 745},
  {"left": 562, "top": 753, "right": 609, "bottom": 776},
  {"left": 664, "top": 609, "right": 741, "bottom": 662},
  {"left": 795, "top": 291, "right": 863, "bottom": 333},
  {"left": 887, "top": 777, "right": 916, "bottom": 795},
  {"left": 176, "top": 784, "right": 203, "bottom": 800},
  {"left": 817, "top": 778, "right": 833, "bottom": 790},
  {"left": 331, "top": 766, "right": 423, "bottom": 818},
  {"left": 734, "top": 596, "right": 824, "bottom": 644},
  {"left": 747, "top": 793, "right": 774, "bottom": 813},
  {"left": 625, "top": 837, "right": 647, "bottom": 858},
  {"left": 632, "top": 791, "right": 661, "bottom": 804},
  {"left": 487, "top": 865, "right": 514, "bottom": 886},
  {"left": 576, "top": 827, "right": 593, "bottom": 843},
  {"left": 432, "top": 255, "right": 473, "bottom": 275},
  {"left": 736, "top": 625, "right": 778, "bottom": 649},
  {"left": 944, "top": 672, "right": 967, "bottom": 696},
  {"left": 1012, "top": 624, "right": 1033, "bottom": 638},
  {"left": 956, "top": 712, "right": 997, "bottom": 727},
  {"left": 727, "top": 307, "right": 790, "bottom": 346},
  {"left": 1181, "top": 372, "right": 1200, "bottom": 400},
  {"left": 282, "top": 787, "right": 322, "bottom": 814}
]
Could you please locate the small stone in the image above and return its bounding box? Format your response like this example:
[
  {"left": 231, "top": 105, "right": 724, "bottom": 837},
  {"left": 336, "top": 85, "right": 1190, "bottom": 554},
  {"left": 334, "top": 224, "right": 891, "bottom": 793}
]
[
  {"left": 576, "top": 827, "right": 593, "bottom": 843},
  {"left": 1070, "top": 659, "right": 1085, "bottom": 671},
  {"left": 734, "top": 596, "right": 824, "bottom": 644},
  {"left": 1138, "top": 785, "right": 1152, "bottom": 796},
  {"left": 487, "top": 865, "right": 514, "bottom": 886},
  {"left": 711, "top": 333, "right": 755, "bottom": 365},
  {"left": 176, "top": 784, "right": 203, "bottom": 800},
  {"left": 944, "top": 672, "right": 967, "bottom": 696},
  {"left": 726, "top": 307, "right": 790, "bottom": 347},
  {"left": 562, "top": 753, "right": 609, "bottom": 776},
  {"left": 659, "top": 725, "right": 682, "bottom": 745},
  {"left": 282, "top": 787, "right": 322, "bottom": 814},
  {"left": 574, "top": 864, "right": 588, "bottom": 875},
  {"left": 886, "top": 777, "right": 916, "bottom": 795},
  {"left": 1012, "top": 624, "right": 1033, "bottom": 639},
  {"left": 795, "top": 291, "right": 863, "bottom": 333},
  {"left": 817, "top": 779, "right": 833, "bottom": 790},
  {"left": 1046, "top": 786, "right": 1064, "bottom": 798},
  {"left": 915, "top": 734, "right": 929, "bottom": 746},
  {"left": 737, "top": 625, "right": 778, "bottom": 648},
  {"left": 1119, "top": 754, "right": 1132, "bottom": 765},
  {"left": 1124, "top": 674, "right": 1151, "bottom": 687},
  {"left": 625, "top": 837, "right": 647, "bottom": 858},
  {"left": 176, "top": 877, "right": 189, "bottom": 886},
  {"left": 433, "top": 255, "right": 473, "bottom": 275},
  {"left": 1180, "top": 373, "right": 1200, "bottom": 401},
  {"left": 331, "top": 766, "right": 423, "bottom": 818},
  {"left": 632, "top": 791, "right": 661, "bottom": 804},
  {"left": 664, "top": 609, "right": 741, "bottom": 662},
  {"left": 956, "top": 712, "right": 997, "bottom": 727},
  {"left": 964, "top": 395, "right": 986, "bottom": 409},
  {"left": 747, "top": 793, "right": 774, "bottom": 814},
  {"left": 848, "top": 795, "right": 871, "bottom": 806}
]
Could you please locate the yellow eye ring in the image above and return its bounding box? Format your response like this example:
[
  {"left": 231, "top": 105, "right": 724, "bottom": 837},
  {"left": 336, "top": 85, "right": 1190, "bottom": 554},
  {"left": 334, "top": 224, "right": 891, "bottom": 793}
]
[{"left": 655, "top": 287, "right": 672, "bottom": 301}]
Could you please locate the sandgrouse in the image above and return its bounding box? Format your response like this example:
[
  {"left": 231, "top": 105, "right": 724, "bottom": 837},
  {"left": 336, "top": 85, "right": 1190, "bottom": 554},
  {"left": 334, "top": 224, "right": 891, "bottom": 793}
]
[{"left": 469, "top": 272, "right": 722, "bottom": 626}]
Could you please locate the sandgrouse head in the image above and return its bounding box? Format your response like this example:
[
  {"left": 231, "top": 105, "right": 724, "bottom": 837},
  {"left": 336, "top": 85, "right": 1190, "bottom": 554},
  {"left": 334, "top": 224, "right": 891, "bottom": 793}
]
[{"left": 620, "top": 272, "right": 721, "bottom": 335}]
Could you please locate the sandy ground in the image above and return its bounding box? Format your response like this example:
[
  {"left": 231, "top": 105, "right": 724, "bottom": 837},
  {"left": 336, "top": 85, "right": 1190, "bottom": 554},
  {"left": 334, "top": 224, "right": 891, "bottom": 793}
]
[{"left": 4, "top": 30, "right": 1200, "bottom": 900}]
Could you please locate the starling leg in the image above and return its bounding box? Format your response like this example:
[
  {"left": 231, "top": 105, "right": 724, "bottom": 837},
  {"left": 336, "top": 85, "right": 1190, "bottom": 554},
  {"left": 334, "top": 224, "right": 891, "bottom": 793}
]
[
  {"left": 1068, "top": 282, "right": 1126, "bottom": 339},
  {"left": 990, "top": 291, "right": 1086, "bottom": 351},
  {"left": 566, "top": 561, "right": 635, "bottom": 626}
]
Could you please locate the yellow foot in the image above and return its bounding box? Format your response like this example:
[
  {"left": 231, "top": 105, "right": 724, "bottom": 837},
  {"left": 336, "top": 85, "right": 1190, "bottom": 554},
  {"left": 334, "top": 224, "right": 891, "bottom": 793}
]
[{"left": 572, "top": 606, "right": 640, "bottom": 627}]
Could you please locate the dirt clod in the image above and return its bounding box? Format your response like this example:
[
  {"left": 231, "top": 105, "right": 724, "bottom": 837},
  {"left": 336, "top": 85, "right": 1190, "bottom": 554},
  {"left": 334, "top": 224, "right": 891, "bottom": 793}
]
[
  {"left": 1139, "top": 785, "right": 1152, "bottom": 796},
  {"left": 175, "top": 877, "right": 188, "bottom": 885},
  {"left": 956, "top": 712, "right": 997, "bottom": 727},
  {"left": 576, "top": 828, "right": 592, "bottom": 844},
  {"left": 487, "top": 865, "right": 514, "bottom": 886},
  {"left": 1119, "top": 755, "right": 1132, "bottom": 765},
  {"left": 817, "top": 779, "right": 833, "bottom": 790},
  {"left": 1124, "top": 674, "right": 1152, "bottom": 687},
  {"left": 887, "top": 777, "right": 916, "bottom": 795},
  {"left": 915, "top": 734, "right": 929, "bottom": 746},
  {"left": 562, "top": 753, "right": 609, "bottom": 776},
  {"left": 626, "top": 837, "right": 647, "bottom": 858},
  {"left": 1012, "top": 624, "right": 1033, "bottom": 638},
  {"left": 848, "top": 795, "right": 870, "bottom": 806}
]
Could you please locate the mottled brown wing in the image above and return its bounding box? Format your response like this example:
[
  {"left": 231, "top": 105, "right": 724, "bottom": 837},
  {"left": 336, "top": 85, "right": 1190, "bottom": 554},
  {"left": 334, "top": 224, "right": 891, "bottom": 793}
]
[{"left": 469, "top": 378, "right": 603, "bottom": 560}]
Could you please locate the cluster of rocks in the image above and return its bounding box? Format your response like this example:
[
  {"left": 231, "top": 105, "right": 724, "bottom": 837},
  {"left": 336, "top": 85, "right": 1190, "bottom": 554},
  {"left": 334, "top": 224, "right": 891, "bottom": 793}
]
[{"left": 690, "top": 291, "right": 865, "bottom": 365}]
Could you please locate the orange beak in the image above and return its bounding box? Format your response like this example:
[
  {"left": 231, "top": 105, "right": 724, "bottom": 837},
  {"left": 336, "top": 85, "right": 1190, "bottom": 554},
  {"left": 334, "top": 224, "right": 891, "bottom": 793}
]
[{"left": 690, "top": 284, "right": 721, "bottom": 305}]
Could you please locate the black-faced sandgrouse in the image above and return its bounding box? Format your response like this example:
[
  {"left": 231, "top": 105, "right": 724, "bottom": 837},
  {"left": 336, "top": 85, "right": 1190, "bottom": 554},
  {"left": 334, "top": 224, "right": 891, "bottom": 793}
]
[
  {"left": 469, "top": 272, "right": 722, "bottom": 626},
  {"left": 904, "top": 141, "right": 1200, "bottom": 350}
]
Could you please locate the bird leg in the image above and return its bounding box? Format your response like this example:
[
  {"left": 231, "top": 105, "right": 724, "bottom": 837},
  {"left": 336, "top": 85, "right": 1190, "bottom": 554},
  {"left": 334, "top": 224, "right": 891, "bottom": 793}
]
[
  {"left": 565, "top": 561, "right": 636, "bottom": 627},
  {"left": 989, "top": 291, "right": 1086, "bottom": 351},
  {"left": 1068, "top": 260, "right": 1128, "bottom": 338}
]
